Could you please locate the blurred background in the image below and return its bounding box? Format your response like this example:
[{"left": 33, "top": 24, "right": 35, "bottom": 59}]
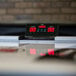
[{"left": 0, "top": 0, "right": 76, "bottom": 23}]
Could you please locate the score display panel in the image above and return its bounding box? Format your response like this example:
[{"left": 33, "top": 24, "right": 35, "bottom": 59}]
[{"left": 26, "top": 24, "right": 58, "bottom": 37}]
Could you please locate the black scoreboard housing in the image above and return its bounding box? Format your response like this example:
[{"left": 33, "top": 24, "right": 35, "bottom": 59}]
[{"left": 0, "top": 24, "right": 76, "bottom": 39}]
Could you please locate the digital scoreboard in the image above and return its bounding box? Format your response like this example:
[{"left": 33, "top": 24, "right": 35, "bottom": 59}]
[
  {"left": 0, "top": 24, "right": 76, "bottom": 37},
  {"left": 26, "top": 24, "right": 58, "bottom": 37}
]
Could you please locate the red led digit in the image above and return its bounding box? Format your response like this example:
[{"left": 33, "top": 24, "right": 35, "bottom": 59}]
[
  {"left": 48, "top": 27, "right": 55, "bottom": 32},
  {"left": 29, "top": 27, "right": 36, "bottom": 32}
]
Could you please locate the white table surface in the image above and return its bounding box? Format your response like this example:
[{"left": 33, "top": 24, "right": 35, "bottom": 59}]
[{"left": 0, "top": 44, "right": 76, "bottom": 75}]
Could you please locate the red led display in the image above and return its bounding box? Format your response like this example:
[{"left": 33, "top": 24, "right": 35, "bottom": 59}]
[
  {"left": 48, "top": 27, "right": 55, "bottom": 32},
  {"left": 29, "top": 27, "right": 36, "bottom": 32},
  {"left": 29, "top": 26, "right": 55, "bottom": 33},
  {"left": 26, "top": 24, "right": 57, "bottom": 37}
]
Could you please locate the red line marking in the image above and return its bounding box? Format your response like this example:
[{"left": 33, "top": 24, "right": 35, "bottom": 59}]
[{"left": 0, "top": 49, "right": 17, "bottom": 52}]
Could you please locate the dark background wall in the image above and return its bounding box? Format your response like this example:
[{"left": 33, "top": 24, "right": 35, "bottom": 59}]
[{"left": 0, "top": 0, "right": 76, "bottom": 23}]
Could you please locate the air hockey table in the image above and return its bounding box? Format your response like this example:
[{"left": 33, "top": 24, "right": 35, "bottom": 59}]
[{"left": 0, "top": 23, "right": 76, "bottom": 76}]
